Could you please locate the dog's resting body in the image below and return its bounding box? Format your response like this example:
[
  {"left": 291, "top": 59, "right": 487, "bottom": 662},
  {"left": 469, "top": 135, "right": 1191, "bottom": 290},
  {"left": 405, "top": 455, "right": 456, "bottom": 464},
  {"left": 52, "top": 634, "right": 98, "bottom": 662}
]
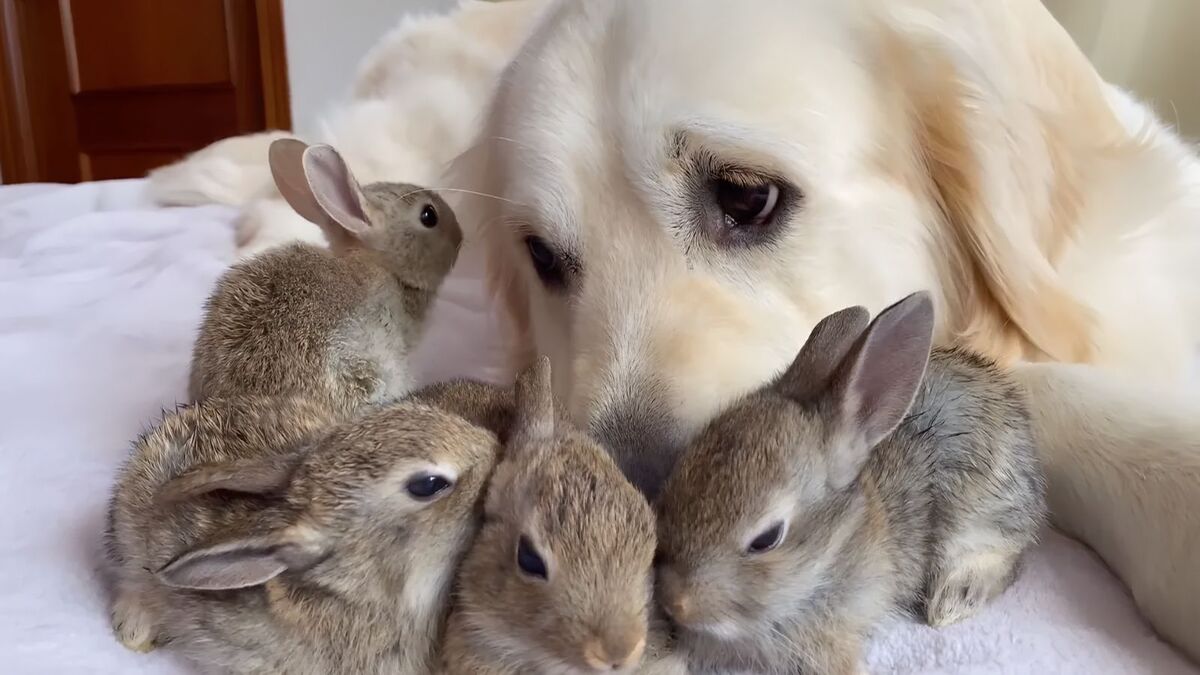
[{"left": 151, "top": 0, "right": 1200, "bottom": 661}]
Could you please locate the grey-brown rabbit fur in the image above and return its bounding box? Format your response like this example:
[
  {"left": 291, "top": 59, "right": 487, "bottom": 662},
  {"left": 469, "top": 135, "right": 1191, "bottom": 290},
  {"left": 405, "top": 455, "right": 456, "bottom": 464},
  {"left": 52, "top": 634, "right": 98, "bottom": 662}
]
[
  {"left": 188, "top": 138, "right": 462, "bottom": 414},
  {"left": 408, "top": 379, "right": 517, "bottom": 442},
  {"left": 440, "top": 357, "right": 682, "bottom": 675},
  {"left": 106, "top": 394, "right": 500, "bottom": 674},
  {"left": 656, "top": 292, "right": 1046, "bottom": 674}
]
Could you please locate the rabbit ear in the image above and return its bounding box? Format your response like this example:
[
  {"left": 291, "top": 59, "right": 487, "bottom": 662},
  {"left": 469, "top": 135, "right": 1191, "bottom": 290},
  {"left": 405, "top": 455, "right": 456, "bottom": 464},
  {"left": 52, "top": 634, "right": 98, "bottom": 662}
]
[
  {"left": 825, "top": 292, "right": 934, "bottom": 489},
  {"left": 155, "top": 453, "right": 301, "bottom": 504},
  {"left": 269, "top": 138, "right": 328, "bottom": 226},
  {"left": 156, "top": 527, "right": 327, "bottom": 591},
  {"left": 301, "top": 144, "right": 372, "bottom": 239},
  {"left": 775, "top": 305, "right": 871, "bottom": 402},
  {"left": 512, "top": 356, "right": 555, "bottom": 445}
]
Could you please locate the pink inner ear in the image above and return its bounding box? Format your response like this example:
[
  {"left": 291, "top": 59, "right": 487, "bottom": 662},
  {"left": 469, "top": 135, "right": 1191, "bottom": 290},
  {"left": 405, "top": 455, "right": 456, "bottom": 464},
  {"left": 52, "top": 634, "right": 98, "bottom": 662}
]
[
  {"left": 269, "top": 138, "right": 328, "bottom": 226},
  {"left": 302, "top": 146, "right": 371, "bottom": 236}
]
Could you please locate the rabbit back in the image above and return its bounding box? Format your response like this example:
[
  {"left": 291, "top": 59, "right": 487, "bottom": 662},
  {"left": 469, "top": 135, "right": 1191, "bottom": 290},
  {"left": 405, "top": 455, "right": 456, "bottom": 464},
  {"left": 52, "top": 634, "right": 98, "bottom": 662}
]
[
  {"left": 873, "top": 347, "right": 1046, "bottom": 625},
  {"left": 188, "top": 244, "right": 392, "bottom": 411}
]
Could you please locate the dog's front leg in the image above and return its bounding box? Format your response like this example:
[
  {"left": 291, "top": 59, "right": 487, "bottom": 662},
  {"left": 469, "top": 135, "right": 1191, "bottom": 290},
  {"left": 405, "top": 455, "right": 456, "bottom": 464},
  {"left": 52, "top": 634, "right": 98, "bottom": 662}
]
[{"left": 1012, "top": 361, "right": 1200, "bottom": 663}]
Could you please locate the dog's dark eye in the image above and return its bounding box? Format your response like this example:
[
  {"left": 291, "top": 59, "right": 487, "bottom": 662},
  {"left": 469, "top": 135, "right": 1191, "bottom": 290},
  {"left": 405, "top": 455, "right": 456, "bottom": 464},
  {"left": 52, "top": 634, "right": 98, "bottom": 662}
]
[
  {"left": 524, "top": 235, "right": 566, "bottom": 288},
  {"left": 747, "top": 521, "right": 785, "bottom": 554},
  {"left": 406, "top": 473, "right": 452, "bottom": 500},
  {"left": 419, "top": 204, "right": 439, "bottom": 228},
  {"left": 716, "top": 179, "right": 779, "bottom": 228},
  {"left": 516, "top": 535, "right": 548, "bottom": 580}
]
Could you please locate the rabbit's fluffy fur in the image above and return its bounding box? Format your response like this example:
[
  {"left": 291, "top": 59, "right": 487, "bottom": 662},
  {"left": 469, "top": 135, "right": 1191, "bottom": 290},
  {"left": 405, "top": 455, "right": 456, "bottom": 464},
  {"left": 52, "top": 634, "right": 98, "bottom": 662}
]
[
  {"left": 657, "top": 298, "right": 1045, "bottom": 673},
  {"left": 188, "top": 143, "right": 461, "bottom": 414},
  {"left": 440, "top": 358, "right": 669, "bottom": 674},
  {"left": 106, "top": 396, "right": 500, "bottom": 674}
]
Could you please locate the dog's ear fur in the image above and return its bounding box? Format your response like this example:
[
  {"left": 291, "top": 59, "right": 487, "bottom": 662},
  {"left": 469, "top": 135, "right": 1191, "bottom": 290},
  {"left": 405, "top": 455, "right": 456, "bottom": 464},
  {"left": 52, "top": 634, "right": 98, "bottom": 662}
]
[{"left": 875, "top": 0, "right": 1130, "bottom": 365}]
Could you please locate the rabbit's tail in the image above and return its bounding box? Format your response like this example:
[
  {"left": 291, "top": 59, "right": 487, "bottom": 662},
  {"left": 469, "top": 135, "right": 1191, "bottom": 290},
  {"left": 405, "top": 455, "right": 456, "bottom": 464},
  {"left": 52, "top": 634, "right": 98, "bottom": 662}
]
[
  {"left": 1011, "top": 361, "right": 1200, "bottom": 662},
  {"left": 146, "top": 130, "right": 294, "bottom": 208}
]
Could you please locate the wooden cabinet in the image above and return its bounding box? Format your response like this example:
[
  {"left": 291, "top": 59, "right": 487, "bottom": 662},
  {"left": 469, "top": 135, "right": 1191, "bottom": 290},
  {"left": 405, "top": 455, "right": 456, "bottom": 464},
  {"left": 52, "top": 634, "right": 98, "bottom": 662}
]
[{"left": 0, "top": 0, "right": 290, "bottom": 184}]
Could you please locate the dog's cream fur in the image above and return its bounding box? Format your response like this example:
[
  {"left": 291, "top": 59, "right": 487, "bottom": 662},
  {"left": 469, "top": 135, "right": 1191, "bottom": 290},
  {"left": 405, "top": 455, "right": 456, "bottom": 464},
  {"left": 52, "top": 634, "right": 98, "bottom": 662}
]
[
  {"left": 452, "top": 0, "right": 1200, "bottom": 660},
  {"left": 148, "top": 0, "right": 1200, "bottom": 661}
]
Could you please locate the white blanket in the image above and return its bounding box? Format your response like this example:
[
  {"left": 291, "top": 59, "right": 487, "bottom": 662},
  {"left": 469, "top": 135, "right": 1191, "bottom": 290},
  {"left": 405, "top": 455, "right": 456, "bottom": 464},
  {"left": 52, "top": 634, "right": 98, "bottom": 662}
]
[{"left": 0, "top": 180, "right": 1193, "bottom": 674}]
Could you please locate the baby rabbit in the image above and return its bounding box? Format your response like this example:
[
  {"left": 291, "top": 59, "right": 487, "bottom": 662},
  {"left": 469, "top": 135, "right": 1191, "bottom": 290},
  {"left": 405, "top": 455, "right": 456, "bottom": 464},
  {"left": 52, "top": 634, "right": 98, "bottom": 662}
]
[
  {"left": 106, "top": 394, "right": 500, "bottom": 674},
  {"left": 655, "top": 292, "right": 1046, "bottom": 675},
  {"left": 188, "top": 138, "right": 462, "bottom": 414},
  {"left": 441, "top": 357, "right": 681, "bottom": 675}
]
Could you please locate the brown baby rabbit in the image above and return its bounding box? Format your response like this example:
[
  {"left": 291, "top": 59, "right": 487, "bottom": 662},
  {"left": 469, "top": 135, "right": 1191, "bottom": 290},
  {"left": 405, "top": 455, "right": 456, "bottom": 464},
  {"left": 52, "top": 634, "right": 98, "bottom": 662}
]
[
  {"left": 441, "top": 357, "right": 680, "bottom": 675},
  {"left": 188, "top": 138, "right": 462, "bottom": 414},
  {"left": 656, "top": 292, "right": 1046, "bottom": 675},
  {"left": 106, "top": 395, "right": 500, "bottom": 674}
]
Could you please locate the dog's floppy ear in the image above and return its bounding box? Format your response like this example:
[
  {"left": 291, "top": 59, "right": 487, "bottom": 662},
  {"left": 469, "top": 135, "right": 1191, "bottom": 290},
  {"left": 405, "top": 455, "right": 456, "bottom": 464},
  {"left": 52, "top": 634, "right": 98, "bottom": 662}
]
[{"left": 880, "top": 0, "right": 1127, "bottom": 365}]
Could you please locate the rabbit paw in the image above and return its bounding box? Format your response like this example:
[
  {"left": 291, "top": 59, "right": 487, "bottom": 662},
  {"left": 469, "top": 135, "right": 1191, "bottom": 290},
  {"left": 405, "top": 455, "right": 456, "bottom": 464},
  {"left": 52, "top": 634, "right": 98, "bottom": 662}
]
[
  {"left": 111, "top": 594, "right": 161, "bottom": 653},
  {"left": 926, "top": 553, "right": 1017, "bottom": 627}
]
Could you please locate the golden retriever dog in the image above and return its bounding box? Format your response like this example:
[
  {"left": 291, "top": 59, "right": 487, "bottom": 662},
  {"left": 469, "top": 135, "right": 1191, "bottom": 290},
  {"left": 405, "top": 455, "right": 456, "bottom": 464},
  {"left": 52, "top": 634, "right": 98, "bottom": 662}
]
[
  {"left": 449, "top": 0, "right": 1200, "bottom": 661},
  {"left": 149, "top": 0, "right": 1199, "bottom": 662}
]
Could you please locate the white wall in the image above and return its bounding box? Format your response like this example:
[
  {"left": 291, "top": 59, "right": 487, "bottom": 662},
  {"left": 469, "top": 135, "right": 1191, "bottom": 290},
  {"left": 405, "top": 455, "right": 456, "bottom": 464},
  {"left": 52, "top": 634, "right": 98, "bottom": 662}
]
[
  {"left": 1044, "top": 0, "right": 1200, "bottom": 138},
  {"left": 282, "top": 0, "right": 457, "bottom": 135}
]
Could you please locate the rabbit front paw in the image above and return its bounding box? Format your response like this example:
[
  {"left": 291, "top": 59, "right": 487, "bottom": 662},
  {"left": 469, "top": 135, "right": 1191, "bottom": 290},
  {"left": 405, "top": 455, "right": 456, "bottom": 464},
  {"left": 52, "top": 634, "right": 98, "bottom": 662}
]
[
  {"left": 926, "top": 551, "right": 1019, "bottom": 627},
  {"left": 111, "top": 592, "right": 162, "bottom": 653}
]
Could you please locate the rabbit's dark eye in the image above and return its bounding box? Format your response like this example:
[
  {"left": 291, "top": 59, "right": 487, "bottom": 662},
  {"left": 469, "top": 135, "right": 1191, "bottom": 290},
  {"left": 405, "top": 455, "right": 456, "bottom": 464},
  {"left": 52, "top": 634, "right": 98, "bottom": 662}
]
[
  {"left": 516, "top": 535, "right": 548, "bottom": 580},
  {"left": 406, "top": 473, "right": 452, "bottom": 500},
  {"left": 524, "top": 235, "right": 566, "bottom": 288},
  {"left": 419, "top": 204, "right": 439, "bottom": 228},
  {"left": 747, "top": 521, "right": 785, "bottom": 554}
]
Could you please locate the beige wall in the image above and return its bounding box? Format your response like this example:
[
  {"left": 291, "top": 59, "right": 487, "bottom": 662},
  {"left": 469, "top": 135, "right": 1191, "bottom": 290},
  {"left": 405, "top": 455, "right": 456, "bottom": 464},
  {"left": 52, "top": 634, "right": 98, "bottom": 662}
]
[{"left": 1044, "top": 0, "right": 1200, "bottom": 138}]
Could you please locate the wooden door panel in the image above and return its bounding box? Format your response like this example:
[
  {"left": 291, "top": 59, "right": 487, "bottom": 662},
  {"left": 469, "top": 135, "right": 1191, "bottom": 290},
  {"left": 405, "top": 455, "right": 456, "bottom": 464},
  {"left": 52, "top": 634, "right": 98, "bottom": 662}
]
[
  {"left": 0, "top": 0, "right": 290, "bottom": 184},
  {"left": 0, "top": 0, "right": 79, "bottom": 183},
  {"left": 63, "top": 0, "right": 232, "bottom": 92}
]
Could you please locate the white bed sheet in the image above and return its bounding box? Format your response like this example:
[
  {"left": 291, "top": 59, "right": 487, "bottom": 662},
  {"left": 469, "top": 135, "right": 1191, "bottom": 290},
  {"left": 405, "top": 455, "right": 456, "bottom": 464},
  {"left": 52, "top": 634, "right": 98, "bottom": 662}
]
[{"left": 0, "top": 180, "right": 1193, "bottom": 674}]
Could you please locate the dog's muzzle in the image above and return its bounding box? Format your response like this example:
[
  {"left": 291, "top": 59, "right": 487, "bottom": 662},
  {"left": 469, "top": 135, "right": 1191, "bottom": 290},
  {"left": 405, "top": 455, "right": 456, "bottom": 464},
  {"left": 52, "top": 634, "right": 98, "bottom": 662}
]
[{"left": 589, "top": 380, "right": 683, "bottom": 499}]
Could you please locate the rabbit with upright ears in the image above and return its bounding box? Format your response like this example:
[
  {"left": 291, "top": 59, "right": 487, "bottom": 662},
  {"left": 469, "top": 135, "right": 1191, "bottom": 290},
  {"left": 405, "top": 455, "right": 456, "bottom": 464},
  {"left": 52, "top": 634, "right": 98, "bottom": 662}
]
[
  {"left": 655, "top": 292, "right": 1046, "bottom": 675},
  {"left": 441, "top": 356, "right": 682, "bottom": 675},
  {"left": 106, "top": 395, "right": 500, "bottom": 674},
  {"left": 188, "top": 138, "right": 462, "bottom": 414}
]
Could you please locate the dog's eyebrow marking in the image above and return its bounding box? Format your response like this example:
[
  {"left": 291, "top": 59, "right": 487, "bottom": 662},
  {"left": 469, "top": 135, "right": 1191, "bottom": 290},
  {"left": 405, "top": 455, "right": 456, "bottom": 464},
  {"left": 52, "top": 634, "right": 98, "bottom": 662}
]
[{"left": 671, "top": 121, "right": 795, "bottom": 176}]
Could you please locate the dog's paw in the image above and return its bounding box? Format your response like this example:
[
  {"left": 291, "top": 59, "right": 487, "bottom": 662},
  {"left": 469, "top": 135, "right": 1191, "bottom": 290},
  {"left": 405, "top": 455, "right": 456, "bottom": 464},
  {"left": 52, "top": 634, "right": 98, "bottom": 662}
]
[{"left": 111, "top": 594, "right": 161, "bottom": 653}]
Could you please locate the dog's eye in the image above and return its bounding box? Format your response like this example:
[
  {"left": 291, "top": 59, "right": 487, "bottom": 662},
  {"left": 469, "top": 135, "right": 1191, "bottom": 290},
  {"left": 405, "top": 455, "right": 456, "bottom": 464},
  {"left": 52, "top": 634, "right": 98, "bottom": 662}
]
[
  {"left": 524, "top": 235, "right": 566, "bottom": 288},
  {"left": 405, "top": 473, "right": 453, "bottom": 500},
  {"left": 746, "top": 521, "right": 785, "bottom": 554},
  {"left": 716, "top": 178, "right": 779, "bottom": 228},
  {"left": 516, "top": 535, "right": 549, "bottom": 580}
]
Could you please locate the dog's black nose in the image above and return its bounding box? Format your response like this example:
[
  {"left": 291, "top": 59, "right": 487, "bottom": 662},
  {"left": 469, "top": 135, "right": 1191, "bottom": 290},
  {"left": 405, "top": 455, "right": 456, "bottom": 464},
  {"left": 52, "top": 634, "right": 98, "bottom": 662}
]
[{"left": 590, "top": 383, "right": 682, "bottom": 499}]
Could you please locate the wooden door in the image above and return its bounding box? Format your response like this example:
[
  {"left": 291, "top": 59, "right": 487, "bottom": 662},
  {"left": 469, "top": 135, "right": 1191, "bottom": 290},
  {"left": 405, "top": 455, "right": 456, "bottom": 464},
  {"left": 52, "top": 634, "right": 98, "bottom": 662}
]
[{"left": 0, "top": 0, "right": 290, "bottom": 184}]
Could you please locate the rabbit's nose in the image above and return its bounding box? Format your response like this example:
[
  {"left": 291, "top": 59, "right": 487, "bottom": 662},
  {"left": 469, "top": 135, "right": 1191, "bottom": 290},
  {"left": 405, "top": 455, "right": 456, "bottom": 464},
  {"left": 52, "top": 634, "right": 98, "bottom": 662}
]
[
  {"left": 663, "top": 593, "right": 693, "bottom": 624},
  {"left": 581, "top": 631, "right": 646, "bottom": 672}
]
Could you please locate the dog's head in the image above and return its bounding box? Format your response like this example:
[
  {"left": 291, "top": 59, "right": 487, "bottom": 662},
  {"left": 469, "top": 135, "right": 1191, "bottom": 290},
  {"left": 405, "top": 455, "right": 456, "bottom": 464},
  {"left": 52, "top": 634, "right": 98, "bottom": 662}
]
[{"left": 452, "top": 0, "right": 1125, "bottom": 496}]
